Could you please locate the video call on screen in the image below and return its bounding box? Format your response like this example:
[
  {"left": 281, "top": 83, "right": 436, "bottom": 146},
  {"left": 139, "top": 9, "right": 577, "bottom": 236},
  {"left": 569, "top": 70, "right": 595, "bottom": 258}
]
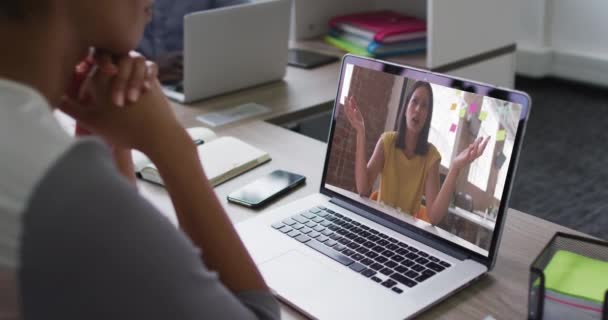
[{"left": 325, "top": 64, "right": 523, "bottom": 256}]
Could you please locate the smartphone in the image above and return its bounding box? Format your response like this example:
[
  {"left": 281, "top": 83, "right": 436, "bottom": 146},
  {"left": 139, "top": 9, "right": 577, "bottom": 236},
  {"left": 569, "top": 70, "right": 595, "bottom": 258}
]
[
  {"left": 227, "top": 170, "right": 306, "bottom": 208},
  {"left": 287, "top": 49, "right": 339, "bottom": 69}
]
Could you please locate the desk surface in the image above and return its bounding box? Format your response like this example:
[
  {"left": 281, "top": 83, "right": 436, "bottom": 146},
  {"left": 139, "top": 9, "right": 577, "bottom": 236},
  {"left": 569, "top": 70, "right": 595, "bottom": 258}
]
[{"left": 138, "top": 63, "right": 585, "bottom": 320}]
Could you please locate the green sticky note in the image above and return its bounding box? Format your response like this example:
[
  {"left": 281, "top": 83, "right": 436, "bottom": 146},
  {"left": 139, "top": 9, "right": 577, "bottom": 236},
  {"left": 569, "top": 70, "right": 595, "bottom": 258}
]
[
  {"left": 496, "top": 129, "right": 506, "bottom": 141},
  {"left": 542, "top": 250, "right": 608, "bottom": 303},
  {"left": 479, "top": 111, "right": 488, "bottom": 121},
  {"left": 459, "top": 108, "right": 466, "bottom": 118}
]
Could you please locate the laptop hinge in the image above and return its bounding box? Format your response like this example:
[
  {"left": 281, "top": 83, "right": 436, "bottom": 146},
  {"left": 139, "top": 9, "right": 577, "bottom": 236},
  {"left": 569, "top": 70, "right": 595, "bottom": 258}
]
[{"left": 330, "top": 197, "right": 469, "bottom": 261}]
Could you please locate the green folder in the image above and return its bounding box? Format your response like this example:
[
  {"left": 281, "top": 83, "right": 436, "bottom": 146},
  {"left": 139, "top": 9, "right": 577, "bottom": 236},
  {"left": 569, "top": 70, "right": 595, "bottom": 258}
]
[
  {"left": 542, "top": 250, "right": 608, "bottom": 304},
  {"left": 324, "top": 36, "right": 372, "bottom": 57}
]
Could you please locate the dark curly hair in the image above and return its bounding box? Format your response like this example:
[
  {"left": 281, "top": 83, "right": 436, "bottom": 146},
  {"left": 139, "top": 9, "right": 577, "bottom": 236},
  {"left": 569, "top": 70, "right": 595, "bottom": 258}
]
[{"left": 394, "top": 81, "right": 434, "bottom": 155}]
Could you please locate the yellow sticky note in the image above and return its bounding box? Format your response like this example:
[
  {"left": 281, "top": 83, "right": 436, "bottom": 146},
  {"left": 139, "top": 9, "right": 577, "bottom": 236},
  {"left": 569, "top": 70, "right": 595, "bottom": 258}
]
[
  {"left": 479, "top": 111, "right": 488, "bottom": 121},
  {"left": 450, "top": 103, "right": 457, "bottom": 111},
  {"left": 459, "top": 108, "right": 466, "bottom": 118},
  {"left": 496, "top": 129, "right": 506, "bottom": 141}
]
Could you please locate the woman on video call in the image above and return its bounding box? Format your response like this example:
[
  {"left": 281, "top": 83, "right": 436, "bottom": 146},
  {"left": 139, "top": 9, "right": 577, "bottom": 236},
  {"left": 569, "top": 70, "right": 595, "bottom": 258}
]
[{"left": 344, "top": 81, "right": 489, "bottom": 225}]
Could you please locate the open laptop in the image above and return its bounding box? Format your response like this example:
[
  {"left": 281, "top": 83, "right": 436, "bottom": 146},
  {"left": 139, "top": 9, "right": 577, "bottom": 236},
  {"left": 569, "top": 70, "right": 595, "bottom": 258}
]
[
  {"left": 237, "top": 54, "right": 531, "bottom": 319},
  {"left": 163, "top": 0, "right": 291, "bottom": 103}
]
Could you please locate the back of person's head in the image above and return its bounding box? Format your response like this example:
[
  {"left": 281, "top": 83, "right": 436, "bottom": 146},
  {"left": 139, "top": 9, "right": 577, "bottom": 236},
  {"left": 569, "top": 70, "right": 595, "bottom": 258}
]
[
  {"left": 1, "top": 0, "right": 152, "bottom": 56},
  {"left": 0, "top": 1, "right": 25, "bottom": 19}
]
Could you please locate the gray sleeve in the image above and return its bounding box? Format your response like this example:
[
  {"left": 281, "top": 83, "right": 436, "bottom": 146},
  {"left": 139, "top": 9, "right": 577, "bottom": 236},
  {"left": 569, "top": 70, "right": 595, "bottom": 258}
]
[{"left": 19, "top": 140, "right": 279, "bottom": 320}]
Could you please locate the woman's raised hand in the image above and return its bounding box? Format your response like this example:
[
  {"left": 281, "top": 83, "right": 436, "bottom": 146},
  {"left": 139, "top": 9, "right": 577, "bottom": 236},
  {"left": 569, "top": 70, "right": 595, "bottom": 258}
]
[
  {"left": 452, "top": 136, "right": 490, "bottom": 171},
  {"left": 344, "top": 96, "right": 365, "bottom": 134}
]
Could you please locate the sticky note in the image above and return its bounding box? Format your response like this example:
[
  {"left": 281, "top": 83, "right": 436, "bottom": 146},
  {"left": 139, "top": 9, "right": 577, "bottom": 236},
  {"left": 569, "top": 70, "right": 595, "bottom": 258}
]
[
  {"left": 542, "top": 250, "right": 608, "bottom": 303},
  {"left": 449, "top": 123, "right": 457, "bottom": 133},
  {"left": 459, "top": 108, "right": 466, "bottom": 118},
  {"left": 496, "top": 129, "right": 506, "bottom": 141},
  {"left": 479, "top": 111, "right": 488, "bottom": 121},
  {"left": 450, "top": 103, "right": 457, "bottom": 110},
  {"left": 469, "top": 103, "right": 479, "bottom": 114}
]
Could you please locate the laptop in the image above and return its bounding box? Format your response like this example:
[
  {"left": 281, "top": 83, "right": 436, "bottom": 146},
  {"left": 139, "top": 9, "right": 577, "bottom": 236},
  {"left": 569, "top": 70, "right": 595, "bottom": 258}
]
[
  {"left": 163, "top": 0, "right": 291, "bottom": 103},
  {"left": 237, "top": 54, "right": 531, "bottom": 319}
]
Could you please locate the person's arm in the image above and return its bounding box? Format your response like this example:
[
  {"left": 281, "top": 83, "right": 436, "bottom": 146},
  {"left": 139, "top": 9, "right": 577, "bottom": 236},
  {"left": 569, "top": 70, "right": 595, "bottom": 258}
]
[
  {"left": 20, "top": 140, "right": 278, "bottom": 319},
  {"left": 147, "top": 129, "right": 268, "bottom": 292},
  {"left": 111, "top": 147, "right": 137, "bottom": 185},
  {"left": 69, "top": 50, "right": 156, "bottom": 185},
  {"left": 424, "top": 160, "right": 458, "bottom": 225},
  {"left": 0, "top": 270, "right": 19, "bottom": 320},
  {"left": 353, "top": 134, "right": 384, "bottom": 196},
  {"left": 425, "top": 137, "right": 489, "bottom": 225},
  {"left": 344, "top": 96, "right": 384, "bottom": 196},
  {"left": 60, "top": 77, "right": 268, "bottom": 293}
]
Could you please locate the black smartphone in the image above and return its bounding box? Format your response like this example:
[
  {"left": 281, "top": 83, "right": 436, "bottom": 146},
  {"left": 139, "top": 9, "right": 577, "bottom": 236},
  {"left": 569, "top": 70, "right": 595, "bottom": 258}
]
[
  {"left": 227, "top": 170, "right": 306, "bottom": 208},
  {"left": 287, "top": 48, "right": 339, "bottom": 69}
]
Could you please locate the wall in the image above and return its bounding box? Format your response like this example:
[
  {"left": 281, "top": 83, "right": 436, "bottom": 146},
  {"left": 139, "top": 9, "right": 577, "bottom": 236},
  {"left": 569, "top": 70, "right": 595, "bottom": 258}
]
[
  {"left": 326, "top": 67, "right": 396, "bottom": 192},
  {"left": 516, "top": 0, "right": 608, "bottom": 86}
]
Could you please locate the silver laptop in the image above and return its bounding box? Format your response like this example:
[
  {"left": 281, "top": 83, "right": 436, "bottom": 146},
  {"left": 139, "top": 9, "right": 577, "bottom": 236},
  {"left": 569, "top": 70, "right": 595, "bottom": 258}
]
[
  {"left": 237, "top": 54, "right": 531, "bottom": 319},
  {"left": 163, "top": 0, "right": 291, "bottom": 103}
]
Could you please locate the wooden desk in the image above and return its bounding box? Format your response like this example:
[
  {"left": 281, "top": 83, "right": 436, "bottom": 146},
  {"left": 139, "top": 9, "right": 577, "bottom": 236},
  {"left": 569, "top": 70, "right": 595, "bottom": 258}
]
[
  {"left": 138, "top": 121, "right": 585, "bottom": 320},
  {"left": 138, "top": 65, "right": 586, "bottom": 319}
]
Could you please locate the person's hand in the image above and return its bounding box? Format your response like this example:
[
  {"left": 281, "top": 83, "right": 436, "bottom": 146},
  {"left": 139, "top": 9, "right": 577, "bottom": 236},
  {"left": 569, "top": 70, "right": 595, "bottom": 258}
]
[
  {"left": 60, "top": 69, "right": 185, "bottom": 157},
  {"left": 452, "top": 136, "right": 490, "bottom": 171},
  {"left": 82, "top": 50, "right": 159, "bottom": 107},
  {"left": 344, "top": 96, "right": 365, "bottom": 134},
  {"left": 69, "top": 50, "right": 160, "bottom": 183}
]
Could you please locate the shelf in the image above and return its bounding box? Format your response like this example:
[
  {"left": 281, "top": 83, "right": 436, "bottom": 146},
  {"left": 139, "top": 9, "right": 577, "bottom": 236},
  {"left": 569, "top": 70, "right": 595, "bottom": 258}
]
[{"left": 291, "top": 39, "right": 429, "bottom": 70}]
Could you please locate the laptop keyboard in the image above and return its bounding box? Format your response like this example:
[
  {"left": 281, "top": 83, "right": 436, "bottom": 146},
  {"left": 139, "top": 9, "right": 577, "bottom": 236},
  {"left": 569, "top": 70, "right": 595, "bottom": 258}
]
[{"left": 271, "top": 206, "right": 452, "bottom": 294}]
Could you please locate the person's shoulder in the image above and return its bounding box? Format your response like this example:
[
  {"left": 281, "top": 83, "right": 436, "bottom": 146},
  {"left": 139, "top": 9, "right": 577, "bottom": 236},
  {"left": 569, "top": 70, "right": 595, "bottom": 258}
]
[
  {"left": 381, "top": 131, "right": 398, "bottom": 143},
  {"left": 0, "top": 79, "right": 74, "bottom": 200}
]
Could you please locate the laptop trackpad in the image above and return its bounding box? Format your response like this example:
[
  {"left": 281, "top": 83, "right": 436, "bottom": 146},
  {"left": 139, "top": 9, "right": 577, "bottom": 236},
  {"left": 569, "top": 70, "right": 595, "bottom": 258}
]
[{"left": 260, "top": 250, "right": 382, "bottom": 319}]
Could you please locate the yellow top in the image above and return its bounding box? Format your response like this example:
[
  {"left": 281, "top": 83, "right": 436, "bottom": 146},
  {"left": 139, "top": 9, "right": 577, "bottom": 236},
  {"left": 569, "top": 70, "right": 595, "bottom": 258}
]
[{"left": 378, "top": 132, "right": 441, "bottom": 217}]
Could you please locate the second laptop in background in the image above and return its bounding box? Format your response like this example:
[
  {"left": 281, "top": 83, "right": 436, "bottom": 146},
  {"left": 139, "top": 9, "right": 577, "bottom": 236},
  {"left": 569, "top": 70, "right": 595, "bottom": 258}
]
[{"left": 163, "top": 0, "right": 292, "bottom": 104}]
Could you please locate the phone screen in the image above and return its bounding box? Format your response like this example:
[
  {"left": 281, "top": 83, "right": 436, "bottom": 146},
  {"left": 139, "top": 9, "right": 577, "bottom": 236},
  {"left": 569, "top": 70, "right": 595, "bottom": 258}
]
[{"left": 228, "top": 170, "right": 306, "bottom": 208}]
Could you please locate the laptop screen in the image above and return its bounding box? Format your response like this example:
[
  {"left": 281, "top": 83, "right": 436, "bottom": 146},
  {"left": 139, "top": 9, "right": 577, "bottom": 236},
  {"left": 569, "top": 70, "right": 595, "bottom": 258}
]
[{"left": 322, "top": 55, "right": 530, "bottom": 258}]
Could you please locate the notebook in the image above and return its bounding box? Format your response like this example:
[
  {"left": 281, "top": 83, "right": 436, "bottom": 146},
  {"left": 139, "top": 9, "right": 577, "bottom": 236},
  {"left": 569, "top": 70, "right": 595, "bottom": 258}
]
[
  {"left": 133, "top": 127, "right": 271, "bottom": 187},
  {"left": 329, "top": 10, "right": 427, "bottom": 44}
]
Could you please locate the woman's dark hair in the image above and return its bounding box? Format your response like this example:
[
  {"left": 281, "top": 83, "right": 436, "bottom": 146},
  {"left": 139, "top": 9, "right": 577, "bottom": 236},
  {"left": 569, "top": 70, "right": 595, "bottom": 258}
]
[
  {"left": 395, "top": 81, "right": 434, "bottom": 155},
  {"left": 0, "top": 1, "right": 25, "bottom": 19}
]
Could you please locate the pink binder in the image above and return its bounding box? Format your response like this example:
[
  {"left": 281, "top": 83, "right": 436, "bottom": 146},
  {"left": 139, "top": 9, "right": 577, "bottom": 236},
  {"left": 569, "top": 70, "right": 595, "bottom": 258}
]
[{"left": 329, "top": 10, "right": 427, "bottom": 44}]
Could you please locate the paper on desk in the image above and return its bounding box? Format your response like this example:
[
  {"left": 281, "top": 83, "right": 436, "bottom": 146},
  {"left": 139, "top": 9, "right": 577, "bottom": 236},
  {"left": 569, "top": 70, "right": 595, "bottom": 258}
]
[{"left": 197, "top": 102, "right": 271, "bottom": 128}]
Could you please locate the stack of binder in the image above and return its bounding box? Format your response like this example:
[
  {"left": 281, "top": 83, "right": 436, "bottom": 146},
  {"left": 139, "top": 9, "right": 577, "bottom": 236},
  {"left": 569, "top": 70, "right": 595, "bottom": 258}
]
[{"left": 325, "top": 10, "right": 427, "bottom": 58}]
